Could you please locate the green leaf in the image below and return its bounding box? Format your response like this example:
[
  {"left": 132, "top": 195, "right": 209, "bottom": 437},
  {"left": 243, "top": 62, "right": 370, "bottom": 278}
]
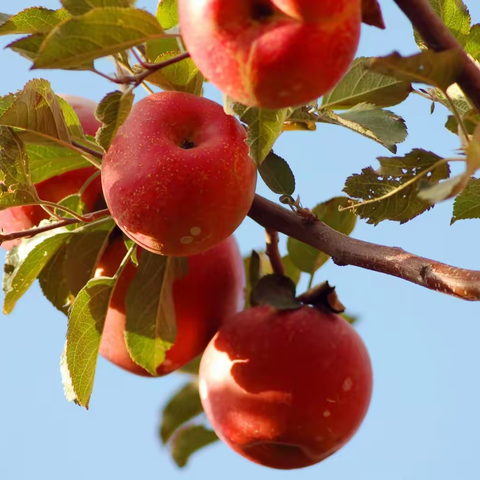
[
  {"left": 250, "top": 274, "right": 301, "bottom": 310},
  {"left": 225, "top": 100, "right": 287, "bottom": 165},
  {"left": 3, "top": 227, "right": 72, "bottom": 314},
  {"left": 161, "top": 381, "right": 203, "bottom": 444},
  {"left": 62, "top": 0, "right": 136, "bottom": 16},
  {"left": 143, "top": 51, "right": 204, "bottom": 95},
  {"left": 57, "top": 95, "right": 86, "bottom": 139},
  {"left": 287, "top": 197, "right": 357, "bottom": 273},
  {"left": 344, "top": 149, "right": 450, "bottom": 225},
  {"left": 34, "top": 8, "right": 164, "bottom": 70},
  {"left": 179, "top": 355, "right": 201, "bottom": 375},
  {"left": 125, "top": 254, "right": 187, "bottom": 376},
  {"left": 370, "top": 50, "right": 464, "bottom": 92},
  {"left": 39, "top": 243, "right": 74, "bottom": 315},
  {"left": 414, "top": 0, "right": 471, "bottom": 49},
  {"left": 95, "top": 90, "right": 134, "bottom": 151},
  {"left": 145, "top": 36, "right": 178, "bottom": 62},
  {"left": 0, "top": 127, "right": 38, "bottom": 209},
  {"left": 64, "top": 218, "right": 115, "bottom": 296},
  {"left": 0, "top": 79, "right": 71, "bottom": 144},
  {"left": 0, "top": 7, "right": 70, "bottom": 35},
  {"left": 282, "top": 255, "right": 301, "bottom": 285},
  {"left": 170, "top": 425, "right": 219, "bottom": 468},
  {"left": 321, "top": 57, "right": 412, "bottom": 109},
  {"left": 26, "top": 144, "right": 90, "bottom": 184},
  {"left": 259, "top": 151, "right": 295, "bottom": 195},
  {"left": 64, "top": 276, "right": 116, "bottom": 408},
  {"left": 465, "top": 24, "right": 480, "bottom": 60},
  {"left": 6, "top": 34, "right": 45, "bottom": 62},
  {"left": 451, "top": 177, "right": 480, "bottom": 223},
  {"left": 156, "top": 0, "right": 178, "bottom": 30}
]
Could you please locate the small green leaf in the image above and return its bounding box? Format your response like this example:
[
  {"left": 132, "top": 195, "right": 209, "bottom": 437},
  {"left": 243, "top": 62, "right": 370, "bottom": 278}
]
[
  {"left": 0, "top": 127, "right": 38, "bottom": 209},
  {"left": 3, "top": 227, "right": 72, "bottom": 314},
  {"left": 62, "top": 0, "right": 136, "bottom": 16},
  {"left": 370, "top": 50, "right": 464, "bottom": 92},
  {"left": 161, "top": 381, "right": 203, "bottom": 444},
  {"left": 0, "top": 7, "right": 70, "bottom": 35},
  {"left": 282, "top": 255, "right": 301, "bottom": 285},
  {"left": 65, "top": 276, "right": 116, "bottom": 408},
  {"left": 34, "top": 8, "right": 164, "bottom": 70},
  {"left": 143, "top": 51, "right": 203, "bottom": 95},
  {"left": 6, "top": 34, "right": 45, "bottom": 62},
  {"left": 322, "top": 57, "right": 412, "bottom": 109},
  {"left": 39, "top": 243, "right": 74, "bottom": 315},
  {"left": 95, "top": 90, "right": 134, "bottom": 151},
  {"left": 156, "top": 0, "right": 178, "bottom": 30},
  {"left": 250, "top": 274, "right": 301, "bottom": 310},
  {"left": 145, "top": 36, "right": 178, "bottom": 62},
  {"left": 170, "top": 425, "right": 219, "bottom": 468},
  {"left": 179, "top": 355, "right": 201, "bottom": 375},
  {"left": 414, "top": 0, "right": 471, "bottom": 49},
  {"left": 64, "top": 218, "right": 115, "bottom": 296},
  {"left": 259, "top": 151, "right": 295, "bottom": 195},
  {"left": 465, "top": 24, "right": 480, "bottom": 60},
  {"left": 287, "top": 197, "right": 357, "bottom": 273},
  {"left": 225, "top": 99, "right": 287, "bottom": 165},
  {"left": 344, "top": 149, "right": 450, "bottom": 224},
  {"left": 451, "top": 177, "right": 480, "bottom": 223},
  {"left": 125, "top": 254, "right": 187, "bottom": 376}
]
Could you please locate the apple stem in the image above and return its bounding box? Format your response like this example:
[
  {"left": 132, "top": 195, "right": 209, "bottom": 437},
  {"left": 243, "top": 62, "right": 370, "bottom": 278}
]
[
  {"left": 0, "top": 209, "right": 111, "bottom": 246},
  {"left": 265, "top": 229, "right": 285, "bottom": 276}
]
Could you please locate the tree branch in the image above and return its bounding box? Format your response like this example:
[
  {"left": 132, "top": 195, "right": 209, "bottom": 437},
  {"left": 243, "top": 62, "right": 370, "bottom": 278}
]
[
  {"left": 248, "top": 195, "right": 480, "bottom": 301},
  {"left": 0, "top": 209, "right": 111, "bottom": 244},
  {"left": 265, "top": 229, "right": 284, "bottom": 276},
  {"left": 393, "top": 0, "right": 480, "bottom": 111}
]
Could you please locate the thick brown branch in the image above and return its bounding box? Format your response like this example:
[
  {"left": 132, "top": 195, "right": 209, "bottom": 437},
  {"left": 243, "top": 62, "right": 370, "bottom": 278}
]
[
  {"left": 248, "top": 195, "right": 480, "bottom": 301},
  {"left": 0, "top": 209, "right": 111, "bottom": 244},
  {"left": 394, "top": 0, "right": 480, "bottom": 111},
  {"left": 265, "top": 229, "right": 284, "bottom": 276}
]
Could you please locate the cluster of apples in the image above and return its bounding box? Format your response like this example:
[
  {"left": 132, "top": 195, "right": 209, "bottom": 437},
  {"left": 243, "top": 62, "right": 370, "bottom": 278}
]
[{"left": 0, "top": 0, "right": 373, "bottom": 470}]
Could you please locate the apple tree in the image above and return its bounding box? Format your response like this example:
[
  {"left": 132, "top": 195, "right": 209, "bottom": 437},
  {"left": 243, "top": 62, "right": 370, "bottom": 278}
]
[{"left": 1, "top": 0, "right": 480, "bottom": 471}]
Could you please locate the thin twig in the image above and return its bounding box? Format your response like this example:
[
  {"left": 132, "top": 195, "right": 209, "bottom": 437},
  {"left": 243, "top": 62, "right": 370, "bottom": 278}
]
[
  {"left": 265, "top": 229, "right": 284, "bottom": 276},
  {"left": 72, "top": 140, "right": 103, "bottom": 161},
  {"left": 0, "top": 209, "right": 111, "bottom": 244},
  {"left": 248, "top": 195, "right": 480, "bottom": 301}
]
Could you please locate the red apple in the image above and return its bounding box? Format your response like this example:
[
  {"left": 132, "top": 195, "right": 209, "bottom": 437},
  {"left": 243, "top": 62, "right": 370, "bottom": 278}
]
[
  {"left": 178, "top": 0, "right": 361, "bottom": 108},
  {"left": 101, "top": 91, "right": 256, "bottom": 257},
  {"left": 199, "top": 305, "right": 373, "bottom": 469},
  {"left": 0, "top": 95, "right": 103, "bottom": 250},
  {"left": 58, "top": 94, "right": 102, "bottom": 137},
  {"left": 95, "top": 235, "right": 245, "bottom": 376}
]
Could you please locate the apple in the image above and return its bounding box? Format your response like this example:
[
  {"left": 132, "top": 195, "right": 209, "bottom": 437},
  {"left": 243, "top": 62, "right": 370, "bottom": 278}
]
[
  {"left": 0, "top": 95, "right": 104, "bottom": 250},
  {"left": 101, "top": 91, "right": 257, "bottom": 257},
  {"left": 178, "top": 0, "right": 361, "bottom": 108},
  {"left": 95, "top": 235, "right": 245, "bottom": 377},
  {"left": 199, "top": 305, "right": 373, "bottom": 469},
  {"left": 58, "top": 94, "right": 102, "bottom": 137}
]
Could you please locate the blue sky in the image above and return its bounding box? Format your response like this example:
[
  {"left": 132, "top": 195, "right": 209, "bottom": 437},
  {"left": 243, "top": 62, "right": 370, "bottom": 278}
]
[{"left": 1, "top": 1, "right": 480, "bottom": 479}]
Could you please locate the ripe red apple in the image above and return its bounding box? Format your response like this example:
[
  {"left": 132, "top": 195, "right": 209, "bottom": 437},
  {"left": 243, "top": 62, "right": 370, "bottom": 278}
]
[
  {"left": 95, "top": 235, "right": 245, "bottom": 376},
  {"left": 58, "top": 94, "right": 102, "bottom": 137},
  {"left": 178, "top": 0, "right": 361, "bottom": 108},
  {"left": 199, "top": 305, "right": 373, "bottom": 469},
  {"left": 101, "top": 91, "right": 256, "bottom": 257},
  {"left": 0, "top": 95, "right": 103, "bottom": 250}
]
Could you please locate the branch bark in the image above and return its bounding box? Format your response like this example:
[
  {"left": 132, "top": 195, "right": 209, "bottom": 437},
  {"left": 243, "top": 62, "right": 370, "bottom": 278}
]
[
  {"left": 248, "top": 195, "right": 480, "bottom": 301},
  {"left": 265, "top": 229, "right": 285, "bottom": 276},
  {"left": 393, "top": 0, "right": 480, "bottom": 111}
]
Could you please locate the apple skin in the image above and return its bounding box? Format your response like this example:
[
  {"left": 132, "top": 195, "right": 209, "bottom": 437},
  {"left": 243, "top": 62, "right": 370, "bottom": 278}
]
[
  {"left": 178, "top": 0, "right": 361, "bottom": 108},
  {"left": 101, "top": 91, "right": 257, "bottom": 257},
  {"left": 0, "top": 95, "right": 103, "bottom": 250},
  {"left": 95, "top": 235, "right": 245, "bottom": 377},
  {"left": 58, "top": 94, "right": 102, "bottom": 137},
  {"left": 199, "top": 305, "right": 373, "bottom": 469}
]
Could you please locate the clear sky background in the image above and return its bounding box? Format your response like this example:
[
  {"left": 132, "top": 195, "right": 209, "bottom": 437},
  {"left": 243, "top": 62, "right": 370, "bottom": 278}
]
[{"left": 1, "top": 1, "right": 480, "bottom": 479}]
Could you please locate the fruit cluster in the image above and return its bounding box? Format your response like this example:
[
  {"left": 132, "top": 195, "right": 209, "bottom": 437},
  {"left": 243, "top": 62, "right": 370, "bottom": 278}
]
[{"left": 1, "top": 0, "right": 372, "bottom": 471}]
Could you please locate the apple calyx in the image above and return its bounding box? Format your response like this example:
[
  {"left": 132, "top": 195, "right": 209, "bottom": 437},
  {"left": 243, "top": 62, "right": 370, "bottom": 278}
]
[
  {"left": 250, "top": 274, "right": 301, "bottom": 310},
  {"left": 297, "top": 281, "right": 346, "bottom": 314}
]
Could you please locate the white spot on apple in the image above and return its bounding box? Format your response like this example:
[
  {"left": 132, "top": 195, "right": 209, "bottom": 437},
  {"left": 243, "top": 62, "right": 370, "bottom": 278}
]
[
  {"left": 180, "top": 236, "right": 194, "bottom": 244},
  {"left": 190, "top": 227, "right": 201, "bottom": 236},
  {"left": 343, "top": 377, "right": 353, "bottom": 391}
]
